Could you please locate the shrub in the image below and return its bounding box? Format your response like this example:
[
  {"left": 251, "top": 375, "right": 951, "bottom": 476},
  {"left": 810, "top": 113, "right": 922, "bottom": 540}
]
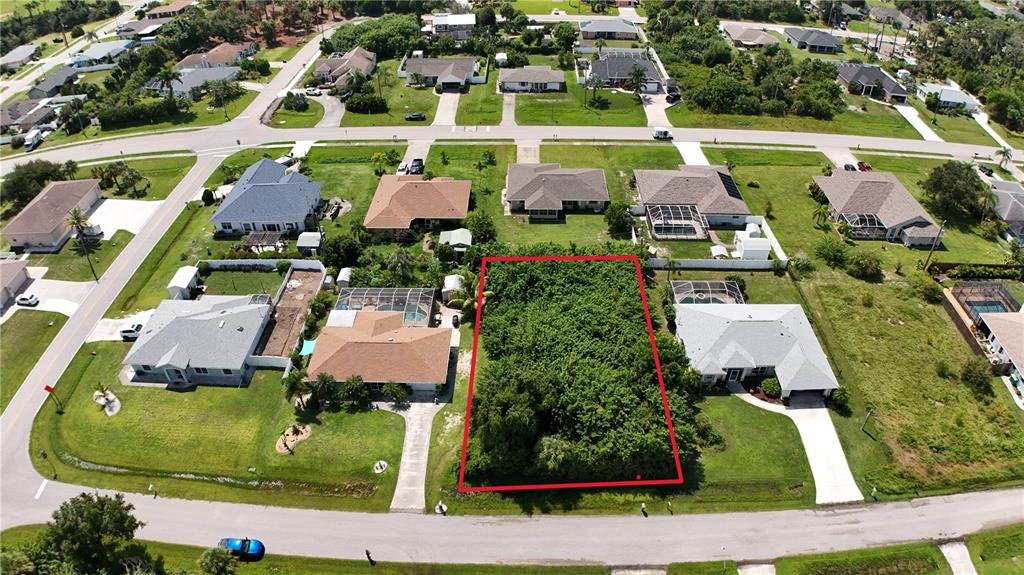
[
  {"left": 282, "top": 92, "right": 309, "bottom": 112},
  {"left": 197, "top": 261, "right": 212, "bottom": 277},
  {"left": 10, "top": 135, "right": 24, "bottom": 149},
  {"left": 747, "top": 180, "right": 760, "bottom": 188},
  {"left": 936, "top": 359, "right": 954, "bottom": 379},
  {"left": 861, "top": 292, "right": 874, "bottom": 307},
  {"left": 724, "top": 274, "right": 746, "bottom": 295},
  {"left": 346, "top": 94, "right": 387, "bottom": 114},
  {"left": 979, "top": 219, "right": 1008, "bottom": 241},
  {"left": 947, "top": 263, "right": 1021, "bottom": 280},
  {"left": 70, "top": 25, "right": 85, "bottom": 38},
  {"left": 815, "top": 235, "right": 849, "bottom": 268},
  {"left": 760, "top": 377, "right": 781, "bottom": 398},
  {"left": 828, "top": 386, "right": 849, "bottom": 411},
  {"left": 845, "top": 250, "right": 883, "bottom": 282},
  {"left": 960, "top": 357, "right": 994, "bottom": 397},
  {"left": 918, "top": 280, "right": 943, "bottom": 303},
  {"left": 275, "top": 261, "right": 291, "bottom": 275},
  {"left": 381, "top": 381, "right": 411, "bottom": 402},
  {"left": 790, "top": 250, "right": 815, "bottom": 276},
  {"left": 201, "top": 188, "right": 215, "bottom": 206}
]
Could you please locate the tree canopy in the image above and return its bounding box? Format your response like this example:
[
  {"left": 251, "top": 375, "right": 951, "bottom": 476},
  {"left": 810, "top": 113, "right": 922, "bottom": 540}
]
[{"left": 920, "top": 160, "right": 988, "bottom": 217}]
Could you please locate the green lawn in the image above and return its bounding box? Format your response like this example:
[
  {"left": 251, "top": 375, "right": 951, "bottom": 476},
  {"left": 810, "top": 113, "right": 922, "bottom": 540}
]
[
  {"left": 966, "top": 524, "right": 1024, "bottom": 575},
  {"left": 31, "top": 342, "right": 406, "bottom": 511},
  {"left": 668, "top": 562, "right": 739, "bottom": 575},
  {"left": 516, "top": 71, "right": 647, "bottom": 126},
  {"left": 909, "top": 99, "right": 998, "bottom": 146},
  {"left": 775, "top": 542, "right": 952, "bottom": 575},
  {"left": 0, "top": 311, "right": 67, "bottom": 414},
  {"left": 541, "top": 143, "right": 682, "bottom": 202},
  {"left": 512, "top": 0, "right": 618, "bottom": 15},
  {"left": 202, "top": 147, "right": 291, "bottom": 188},
  {"left": 455, "top": 68, "right": 502, "bottom": 125},
  {"left": 41, "top": 91, "right": 259, "bottom": 151},
  {"left": 104, "top": 203, "right": 239, "bottom": 317},
  {"left": 202, "top": 271, "right": 281, "bottom": 296},
  {"left": 989, "top": 121, "right": 1024, "bottom": 151},
  {"left": 1, "top": 524, "right": 610, "bottom": 574},
  {"left": 257, "top": 43, "right": 305, "bottom": 62},
  {"left": 662, "top": 240, "right": 715, "bottom": 259},
  {"left": 269, "top": 98, "right": 325, "bottom": 128},
  {"left": 340, "top": 60, "right": 440, "bottom": 127},
  {"left": 78, "top": 155, "right": 197, "bottom": 201},
  {"left": 27, "top": 230, "right": 133, "bottom": 281},
  {"left": 668, "top": 94, "right": 921, "bottom": 140},
  {"left": 304, "top": 144, "right": 408, "bottom": 236}
]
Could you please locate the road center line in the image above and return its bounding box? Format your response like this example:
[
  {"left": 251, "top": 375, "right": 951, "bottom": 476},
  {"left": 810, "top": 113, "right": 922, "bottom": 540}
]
[{"left": 34, "top": 479, "right": 48, "bottom": 499}]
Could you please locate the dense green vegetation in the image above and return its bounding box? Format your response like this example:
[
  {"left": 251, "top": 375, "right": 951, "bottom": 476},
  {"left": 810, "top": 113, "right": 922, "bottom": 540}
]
[
  {"left": 775, "top": 542, "right": 952, "bottom": 575},
  {"left": 966, "top": 524, "right": 1024, "bottom": 575},
  {"left": 463, "top": 257, "right": 700, "bottom": 485}
]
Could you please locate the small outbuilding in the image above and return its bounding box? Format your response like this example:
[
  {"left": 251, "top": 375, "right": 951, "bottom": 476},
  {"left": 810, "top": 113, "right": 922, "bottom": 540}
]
[
  {"left": 438, "top": 228, "right": 472, "bottom": 253},
  {"left": 442, "top": 274, "right": 465, "bottom": 303},
  {"left": 337, "top": 267, "right": 352, "bottom": 288},
  {"left": 732, "top": 222, "right": 771, "bottom": 260},
  {"left": 296, "top": 231, "right": 322, "bottom": 256},
  {"left": 167, "top": 265, "right": 199, "bottom": 300}
]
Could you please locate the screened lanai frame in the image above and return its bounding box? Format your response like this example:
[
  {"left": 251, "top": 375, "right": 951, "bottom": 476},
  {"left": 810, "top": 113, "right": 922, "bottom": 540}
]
[
  {"left": 951, "top": 281, "right": 1021, "bottom": 326},
  {"left": 646, "top": 204, "right": 710, "bottom": 240},
  {"left": 335, "top": 287, "right": 437, "bottom": 327},
  {"left": 840, "top": 213, "right": 887, "bottom": 239},
  {"left": 670, "top": 280, "right": 745, "bottom": 305}
]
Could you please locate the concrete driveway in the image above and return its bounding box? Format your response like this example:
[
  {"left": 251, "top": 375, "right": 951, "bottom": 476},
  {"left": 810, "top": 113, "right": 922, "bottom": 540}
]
[
  {"left": 88, "top": 199, "right": 163, "bottom": 236},
  {"left": 433, "top": 92, "right": 460, "bottom": 126},
  {"left": 0, "top": 267, "right": 94, "bottom": 324},
  {"left": 675, "top": 142, "right": 710, "bottom": 165},
  {"left": 643, "top": 94, "right": 672, "bottom": 127},
  {"left": 315, "top": 95, "right": 344, "bottom": 128},
  {"left": 821, "top": 147, "right": 860, "bottom": 169},
  {"left": 894, "top": 104, "right": 943, "bottom": 142},
  {"left": 501, "top": 93, "right": 517, "bottom": 126},
  {"left": 402, "top": 140, "right": 434, "bottom": 165},
  {"left": 87, "top": 308, "right": 155, "bottom": 342}
]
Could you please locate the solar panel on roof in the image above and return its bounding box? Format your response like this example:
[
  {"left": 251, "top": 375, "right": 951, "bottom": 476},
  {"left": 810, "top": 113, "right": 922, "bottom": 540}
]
[{"left": 718, "top": 173, "right": 743, "bottom": 200}]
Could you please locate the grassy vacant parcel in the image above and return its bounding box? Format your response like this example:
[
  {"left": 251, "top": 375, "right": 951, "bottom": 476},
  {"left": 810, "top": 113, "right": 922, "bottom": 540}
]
[
  {"left": 774, "top": 542, "right": 953, "bottom": 575},
  {"left": 31, "top": 342, "right": 405, "bottom": 512},
  {"left": 76, "top": 155, "right": 198, "bottom": 201},
  {"left": 0, "top": 525, "right": 611, "bottom": 574},
  {"left": 28, "top": 230, "right": 133, "bottom": 281},
  {"left": 455, "top": 70, "right": 503, "bottom": 125},
  {"left": 516, "top": 61, "right": 647, "bottom": 127},
  {"left": 304, "top": 144, "right": 409, "bottom": 235},
  {"left": 269, "top": 98, "right": 325, "bottom": 128},
  {"left": 966, "top": 524, "right": 1024, "bottom": 575},
  {"left": 0, "top": 311, "right": 67, "bottom": 414}
]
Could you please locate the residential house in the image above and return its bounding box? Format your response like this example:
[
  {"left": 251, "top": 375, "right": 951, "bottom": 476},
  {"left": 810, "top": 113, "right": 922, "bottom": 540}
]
[
  {"left": 145, "top": 0, "right": 195, "bottom": 19},
  {"left": 0, "top": 260, "right": 30, "bottom": 309},
  {"left": 674, "top": 304, "right": 839, "bottom": 400},
  {"left": 69, "top": 40, "right": 132, "bottom": 68},
  {"left": 783, "top": 28, "right": 842, "bottom": 53},
  {"left": 916, "top": 82, "right": 978, "bottom": 113},
  {"left": 116, "top": 17, "right": 173, "bottom": 42},
  {"left": 0, "top": 45, "right": 40, "bottom": 70},
  {"left": 506, "top": 163, "right": 609, "bottom": 220},
  {"left": 423, "top": 12, "right": 476, "bottom": 40},
  {"left": 402, "top": 57, "right": 477, "bottom": 89},
  {"left": 211, "top": 159, "right": 323, "bottom": 235},
  {"left": 308, "top": 310, "right": 454, "bottom": 393},
  {"left": 836, "top": 63, "right": 908, "bottom": 103},
  {"left": 123, "top": 294, "right": 273, "bottom": 386},
  {"left": 363, "top": 175, "right": 471, "bottom": 234},
  {"left": 28, "top": 67, "right": 78, "bottom": 99},
  {"left": 721, "top": 24, "right": 779, "bottom": 49},
  {"left": 147, "top": 66, "right": 240, "bottom": 96},
  {"left": 634, "top": 166, "right": 750, "bottom": 239},
  {"left": 175, "top": 42, "right": 257, "bottom": 69},
  {"left": 313, "top": 47, "right": 376, "bottom": 89},
  {"left": 438, "top": 228, "right": 472, "bottom": 253},
  {"left": 992, "top": 180, "right": 1024, "bottom": 243},
  {"left": 579, "top": 18, "right": 639, "bottom": 40},
  {"left": 498, "top": 66, "right": 565, "bottom": 92},
  {"left": 840, "top": 3, "right": 864, "bottom": 20},
  {"left": 589, "top": 54, "right": 661, "bottom": 92},
  {"left": 166, "top": 265, "right": 200, "bottom": 300},
  {"left": 0, "top": 99, "right": 55, "bottom": 134},
  {"left": 869, "top": 5, "right": 914, "bottom": 29},
  {"left": 979, "top": 311, "right": 1024, "bottom": 382},
  {"left": 813, "top": 171, "right": 943, "bottom": 247},
  {"left": 1, "top": 179, "right": 102, "bottom": 252}
]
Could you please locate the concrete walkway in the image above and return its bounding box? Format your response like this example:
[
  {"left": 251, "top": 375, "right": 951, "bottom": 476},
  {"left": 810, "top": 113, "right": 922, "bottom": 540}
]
[
  {"left": 675, "top": 141, "right": 710, "bottom": 165},
  {"left": 611, "top": 569, "right": 665, "bottom": 575},
  {"left": 501, "top": 93, "right": 517, "bottom": 126},
  {"left": 971, "top": 112, "right": 1013, "bottom": 150},
  {"left": 894, "top": 104, "right": 943, "bottom": 142},
  {"left": 433, "top": 92, "right": 460, "bottom": 126},
  {"left": 939, "top": 541, "right": 979, "bottom": 575},
  {"left": 315, "top": 96, "right": 345, "bottom": 128},
  {"left": 402, "top": 140, "right": 434, "bottom": 166},
  {"left": 386, "top": 400, "right": 445, "bottom": 512},
  {"left": 728, "top": 383, "right": 863, "bottom": 505},
  {"left": 517, "top": 140, "right": 541, "bottom": 163},
  {"left": 0, "top": 267, "right": 95, "bottom": 324},
  {"left": 88, "top": 199, "right": 163, "bottom": 236}
]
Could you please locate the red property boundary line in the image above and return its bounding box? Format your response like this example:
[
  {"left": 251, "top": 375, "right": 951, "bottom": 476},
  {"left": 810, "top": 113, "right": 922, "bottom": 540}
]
[{"left": 457, "top": 255, "right": 685, "bottom": 492}]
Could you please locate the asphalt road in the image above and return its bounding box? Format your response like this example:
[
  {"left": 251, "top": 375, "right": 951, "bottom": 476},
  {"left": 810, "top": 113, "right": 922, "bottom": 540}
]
[{"left": 1, "top": 19, "right": 1022, "bottom": 567}]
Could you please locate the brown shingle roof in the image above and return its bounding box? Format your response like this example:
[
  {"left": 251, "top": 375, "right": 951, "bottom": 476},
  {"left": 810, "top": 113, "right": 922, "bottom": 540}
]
[
  {"left": 722, "top": 24, "right": 779, "bottom": 47},
  {"left": 146, "top": 0, "right": 194, "bottom": 16},
  {"left": 176, "top": 42, "right": 254, "bottom": 68},
  {"left": 2, "top": 179, "right": 100, "bottom": 236},
  {"left": 506, "top": 163, "right": 609, "bottom": 210},
  {"left": 363, "top": 175, "right": 471, "bottom": 230},
  {"left": 813, "top": 171, "right": 936, "bottom": 230},
  {"left": 635, "top": 166, "right": 750, "bottom": 215},
  {"left": 307, "top": 312, "right": 452, "bottom": 385},
  {"left": 982, "top": 312, "right": 1024, "bottom": 371}
]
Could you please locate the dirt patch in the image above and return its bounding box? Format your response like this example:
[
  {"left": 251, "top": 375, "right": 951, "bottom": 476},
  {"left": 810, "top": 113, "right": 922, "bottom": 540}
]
[
  {"left": 276, "top": 424, "right": 311, "bottom": 454},
  {"left": 257, "top": 270, "right": 323, "bottom": 356},
  {"left": 443, "top": 412, "right": 463, "bottom": 434},
  {"left": 457, "top": 350, "right": 473, "bottom": 376}
]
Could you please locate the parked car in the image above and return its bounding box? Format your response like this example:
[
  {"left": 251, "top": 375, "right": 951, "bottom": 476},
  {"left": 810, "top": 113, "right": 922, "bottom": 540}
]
[
  {"left": 218, "top": 538, "right": 265, "bottom": 562},
  {"left": 275, "top": 154, "right": 297, "bottom": 167},
  {"left": 397, "top": 162, "right": 409, "bottom": 175},
  {"left": 653, "top": 127, "right": 673, "bottom": 140},
  {"left": 337, "top": 90, "right": 353, "bottom": 102},
  {"left": 405, "top": 112, "right": 426, "bottom": 121},
  {"left": 304, "top": 87, "right": 321, "bottom": 97},
  {"left": 843, "top": 163, "right": 856, "bottom": 171},
  {"left": 978, "top": 165, "right": 994, "bottom": 177},
  {"left": 665, "top": 92, "right": 681, "bottom": 103},
  {"left": 120, "top": 324, "right": 143, "bottom": 341},
  {"left": 15, "top": 294, "right": 39, "bottom": 307},
  {"left": 857, "top": 161, "right": 872, "bottom": 172},
  {"left": 409, "top": 158, "right": 424, "bottom": 174}
]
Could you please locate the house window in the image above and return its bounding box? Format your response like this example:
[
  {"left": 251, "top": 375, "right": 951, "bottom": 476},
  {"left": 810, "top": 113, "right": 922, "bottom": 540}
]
[
  {"left": 285, "top": 222, "right": 296, "bottom": 231},
  {"left": 194, "top": 367, "right": 209, "bottom": 374},
  {"left": 141, "top": 365, "right": 152, "bottom": 371},
  {"left": 751, "top": 367, "right": 768, "bottom": 376},
  {"left": 701, "top": 374, "right": 716, "bottom": 384},
  {"left": 222, "top": 222, "right": 233, "bottom": 231},
  {"left": 243, "top": 223, "right": 253, "bottom": 232},
  {"left": 264, "top": 224, "right": 280, "bottom": 232},
  {"left": 222, "top": 368, "right": 233, "bottom": 375}
]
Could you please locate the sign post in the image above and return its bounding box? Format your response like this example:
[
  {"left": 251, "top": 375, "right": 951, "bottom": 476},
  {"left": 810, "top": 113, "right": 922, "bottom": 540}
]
[{"left": 44, "top": 385, "right": 64, "bottom": 413}]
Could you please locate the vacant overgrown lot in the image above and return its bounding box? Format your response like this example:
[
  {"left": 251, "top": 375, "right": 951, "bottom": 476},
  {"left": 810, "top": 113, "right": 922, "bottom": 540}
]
[
  {"left": 78, "top": 155, "right": 197, "bottom": 201},
  {"left": 31, "top": 342, "right": 405, "bottom": 511}
]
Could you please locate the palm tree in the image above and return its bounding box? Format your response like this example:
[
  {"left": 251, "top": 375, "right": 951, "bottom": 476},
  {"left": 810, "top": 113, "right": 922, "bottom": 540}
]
[
  {"left": 385, "top": 248, "right": 416, "bottom": 280},
  {"left": 813, "top": 203, "right": 831, "bottom": 227},
  {"left": 370, "top": 151, "right": 387, "bottom": 175},
  {"left": 628, "top": 64, "right": 646, "bottom": 100},
  {"left": 595, "top": 37, "right": 606, "bottom": 56},
  {"left": 25, "top": 0, "right": 37, "bottom": 20},
  {"left": 996, "top": 146, "right": 1013, "bottom": 169},
  {"left": 283, "top": 370, "right": 309, "bottom": 409},
  {"left": 978, "top": 187, "right": 998, "bottom": 222},
  {"left": 154, "top": 66, "right": 182, "bottom": 104},
  {"left": 447, "top": 271, "right": 494, "bottom": 320},
  {"left": 71, "top": 236, "right": 100, "bottom": 281},
  {"left": 584, "top": 71, "right": 602, "bottom": 106},
  {"left": 84, "top": 29, "right": 99, "bottom": 43},
  {"left": 309, "top": 372, "right": 337, "bottom": 410}
]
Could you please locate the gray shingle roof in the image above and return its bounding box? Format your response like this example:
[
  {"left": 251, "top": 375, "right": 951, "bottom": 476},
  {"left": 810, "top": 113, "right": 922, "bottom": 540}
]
[
  {"left": 33, "top": 66, "right": 78, "bottom": 94},
  {"left": 211, "top": 159, "right": 322, "bottom": 225},
  {"left": 498, "top": 66, "right": 564, "bottom": 85},
  {"left": 635, "top": 166, "right": 750, "bottom": 215},
  {"left": 674, "top": 304, "right": 839, "bottom": 394},
  {"left": 589, "top": 55, "right": 659, "bottom": 83},
  {"left": 836, "top": 63, "right": 908, "bottom": 97},
  {"left": 0, "top": 45, "right": 39, "bottom": 66},
  {"left": 124, "top": 295, "right": 270, "bottom": 370},
  {"left": 992, "top": 180, "right": 1024, "bottom": 230},
  {"left": 784, "top": 27, "right": 842, "bottom": 49},
  {"left": 403, "top": 57, "right": 475, "bottom": 81},
  {"left": 579, "top": 18, "right": 638, "bottom": 35},
  {"left": 813, "top": 171, "right": 937, "bottom": 231},
  {"left": 506, "top": 163, "right": 609, "bottom": 210}
]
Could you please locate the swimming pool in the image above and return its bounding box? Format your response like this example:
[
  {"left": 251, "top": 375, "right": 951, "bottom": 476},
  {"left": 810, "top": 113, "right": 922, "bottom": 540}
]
[
  {"left": 678, "top": 296, "right": 724, "bottom": 304},
  {"left": 966, "top": 299, "right": 1009, "bottom": 316}
]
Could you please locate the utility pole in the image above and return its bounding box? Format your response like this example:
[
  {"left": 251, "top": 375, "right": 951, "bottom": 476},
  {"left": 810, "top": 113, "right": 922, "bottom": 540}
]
[{"left": 922, "top": 219, "right": 946, "bottom": 272}]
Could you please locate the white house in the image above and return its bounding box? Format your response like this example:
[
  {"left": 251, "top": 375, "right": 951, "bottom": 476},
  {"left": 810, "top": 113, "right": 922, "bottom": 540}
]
[
  {"left": 424, "top": 12, "right": 476, "bottom": 39},
  {"left": 981, "top": 311, "right": 1023, "bottom": 382},
  {"left": 916, "top": 82, "right": 978, "bottom": 113},
  {"left": 166, "top": 265, "right": 199, "bottom": 299}
]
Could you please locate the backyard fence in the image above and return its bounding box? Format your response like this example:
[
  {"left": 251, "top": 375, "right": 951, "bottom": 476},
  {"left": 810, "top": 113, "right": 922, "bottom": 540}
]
[{"left": 648, "top": 258, "right": 781, "bottom": 271}]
